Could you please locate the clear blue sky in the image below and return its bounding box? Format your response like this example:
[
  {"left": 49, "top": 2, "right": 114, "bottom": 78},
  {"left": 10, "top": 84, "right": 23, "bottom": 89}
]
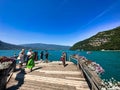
[{"left": 0, "top": 0, "right": 120, "bottom": 46}]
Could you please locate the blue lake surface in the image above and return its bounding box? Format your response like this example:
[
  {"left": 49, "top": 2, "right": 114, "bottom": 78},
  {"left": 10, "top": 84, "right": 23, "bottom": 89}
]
[{"left": 0, "top": 50, "right": 120, "bottom": 81}]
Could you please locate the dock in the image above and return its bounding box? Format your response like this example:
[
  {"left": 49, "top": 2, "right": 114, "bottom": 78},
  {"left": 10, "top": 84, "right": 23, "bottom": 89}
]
[{"left": 6, "top": 61, "right": 90, "bottom": 90}]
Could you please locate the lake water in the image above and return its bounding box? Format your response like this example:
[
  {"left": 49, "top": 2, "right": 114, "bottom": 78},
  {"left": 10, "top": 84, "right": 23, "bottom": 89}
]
[{"left": 0, "top": 50, "right": 120, "bottom": 81}]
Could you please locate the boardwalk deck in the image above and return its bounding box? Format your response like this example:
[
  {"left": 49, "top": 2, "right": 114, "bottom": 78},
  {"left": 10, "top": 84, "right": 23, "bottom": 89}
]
[{"left": 6, "top": 61, "right": 90, "bottom": 90}]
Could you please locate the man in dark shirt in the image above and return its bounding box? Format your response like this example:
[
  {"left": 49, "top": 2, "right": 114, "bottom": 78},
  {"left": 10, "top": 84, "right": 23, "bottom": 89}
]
[{"left": 45, "top": 50, "right": 49, "bottom": 63}]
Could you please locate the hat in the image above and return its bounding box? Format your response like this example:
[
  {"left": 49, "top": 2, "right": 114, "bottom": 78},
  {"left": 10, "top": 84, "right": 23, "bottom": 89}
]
[{"left": 22, "top": 49, "right": 25, "bottom": 51}]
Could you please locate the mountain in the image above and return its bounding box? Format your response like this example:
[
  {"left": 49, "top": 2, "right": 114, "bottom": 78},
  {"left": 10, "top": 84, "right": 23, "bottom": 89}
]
[
  {"left": 70, "top": 26, "right": 120, "bottom": 50},
  {"left": 20, "top": 43, "right": 70, "bottom": 50},
  {"left": 0, "top": 40, "right": 70, "bottom": 50},
  {"left": 0, "top": 40, "right": 25, "bottom": 50}
]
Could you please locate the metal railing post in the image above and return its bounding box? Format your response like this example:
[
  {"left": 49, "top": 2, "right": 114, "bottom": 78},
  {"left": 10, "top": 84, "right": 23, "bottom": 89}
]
[{"left": 69, "top": 55, "right": 71, "bottom": 62}]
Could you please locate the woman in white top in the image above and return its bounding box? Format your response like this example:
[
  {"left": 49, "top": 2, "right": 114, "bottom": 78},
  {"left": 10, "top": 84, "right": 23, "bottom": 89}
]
[
  {"left": 18, "top": 49, "right": 25, "bottom": 68},
  {"left": 26, "top": 49, "right": 32, "bottom": 65}
]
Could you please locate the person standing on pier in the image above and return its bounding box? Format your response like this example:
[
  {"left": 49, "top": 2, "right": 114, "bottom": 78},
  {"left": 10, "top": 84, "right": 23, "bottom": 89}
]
[
  {"left": 18, "top": 49, "right": 25, "bottom": 68},
  {"left": 61, "top": 52, "right": 66, "bottom": 67},
  {"left": 26, "top": 52, "right": 35, "bottom": 72},
  {"left": 26, "top": 49, "right": 32, "bottom": 65},
  {"left": 40, "top": 51, "right": 44, "bottom": 61},
  {"left": 13, "top": 53, "right": 18, "bottom": 59},
  {"left": 45, "top": 50, "right": 49, "bottom": 63}
]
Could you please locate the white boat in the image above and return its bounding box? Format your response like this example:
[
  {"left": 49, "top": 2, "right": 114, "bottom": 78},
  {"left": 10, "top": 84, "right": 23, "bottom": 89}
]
[
  {"left": 87, "top": 51, "right": 92, "bottom": 54},
  {"left": 101, "top": 49, "right": 105, "bottom": 51}
]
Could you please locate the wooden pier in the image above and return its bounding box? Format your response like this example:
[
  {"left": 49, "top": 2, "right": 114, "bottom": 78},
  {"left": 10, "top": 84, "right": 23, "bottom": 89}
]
[{"left": 6, "top": 61, "right": 90, "bottom": 90}]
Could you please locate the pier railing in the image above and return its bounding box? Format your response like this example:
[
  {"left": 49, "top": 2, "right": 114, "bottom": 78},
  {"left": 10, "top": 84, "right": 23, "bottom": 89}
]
[{"left": 69, "top": 55, "right": 103, "bottom": 90}]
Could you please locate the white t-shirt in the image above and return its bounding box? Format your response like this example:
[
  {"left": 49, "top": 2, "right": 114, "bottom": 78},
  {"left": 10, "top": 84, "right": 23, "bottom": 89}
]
[{"left": 27, "top": 51, "right": 32, "bottom": 56}]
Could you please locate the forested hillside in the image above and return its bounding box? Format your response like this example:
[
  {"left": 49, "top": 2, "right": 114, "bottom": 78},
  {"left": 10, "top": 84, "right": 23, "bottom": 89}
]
[{"left": 70, "top": 26, "right": 120, "bottom": 50}]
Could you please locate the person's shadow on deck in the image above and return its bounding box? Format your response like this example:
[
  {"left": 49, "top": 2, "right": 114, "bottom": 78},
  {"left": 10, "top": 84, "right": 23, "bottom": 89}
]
[
  {"left": 7, "top": 69, "right": 26, "bottom": 90},
  {"left": 64, "top": 64, "right": 68, "bottom": 67},
  {"left": 32, "top": 67, "right": 42, "bottom": 71}
]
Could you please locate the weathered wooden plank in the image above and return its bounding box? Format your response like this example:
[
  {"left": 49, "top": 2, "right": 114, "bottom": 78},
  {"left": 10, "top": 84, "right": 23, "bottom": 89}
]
[{"left": 6, "top": 61, "right": 90, "bottom": 90}]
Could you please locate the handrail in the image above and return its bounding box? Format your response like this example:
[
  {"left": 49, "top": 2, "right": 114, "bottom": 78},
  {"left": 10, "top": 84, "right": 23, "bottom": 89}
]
[{"left": 70, "top": 55, "right": 103, "bottom": 90}]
